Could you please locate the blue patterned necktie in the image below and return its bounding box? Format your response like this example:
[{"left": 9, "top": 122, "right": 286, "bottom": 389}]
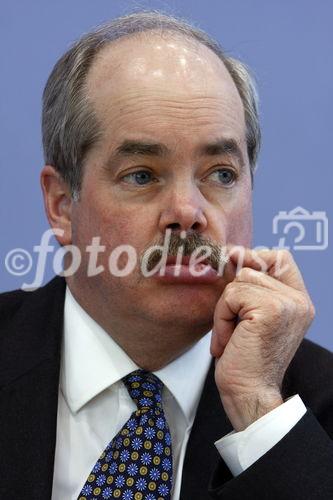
[{"left": 78, "top": 369, "right": 173, "bottom": 500}]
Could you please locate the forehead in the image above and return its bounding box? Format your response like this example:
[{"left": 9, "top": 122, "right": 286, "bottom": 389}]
[{"left": 85, "top": 31, "right": 246, "bottom": 149}]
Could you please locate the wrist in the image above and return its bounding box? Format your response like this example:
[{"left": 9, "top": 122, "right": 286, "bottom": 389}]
[{"left": 220, "top": 388, "right": 283, "bottom": 431}]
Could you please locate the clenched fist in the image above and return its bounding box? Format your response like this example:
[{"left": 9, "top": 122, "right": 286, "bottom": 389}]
[{"left": 211, "top": 248, "right": 315, "bottom": 431}]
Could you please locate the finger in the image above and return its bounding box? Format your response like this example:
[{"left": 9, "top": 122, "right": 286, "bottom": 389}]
[
  {"left": 234, "top": 266, "right": 298, "bottom": 294},
  {"left": 217, "top": 252, "right": 237, "bottom": 285},
  {"left": 211, "top": 283, "right": 247, "bottom": 358},
  {"left": 227, "top": 246, "right": 307, "bottom": 292},
  {"left": 214, "top": 281, "right": 291, "bottom": 328},
  {"left": 210, "top": 319, "right": 235, "bottom": 358}
]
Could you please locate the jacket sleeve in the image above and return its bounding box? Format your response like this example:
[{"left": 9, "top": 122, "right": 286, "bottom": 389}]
[{"left": 208, "top": 410, "right": 333, "bottom": 499}]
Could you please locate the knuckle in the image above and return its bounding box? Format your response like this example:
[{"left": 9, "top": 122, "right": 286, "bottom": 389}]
[
  {"left": 279, "top": 248, "right": 291, "bottom": 259},
  {"left": 309, "top": 300, "right": 316, "bottom": 318},
  {"left": 236, "top": 267, "right": 253, "bottom": 282},
  {"left": 223, "top": 281, "right": 240, "bottom": 301},
  {"left": 305, "top": 299, "right": 316, "bottom": 321},
  {"left": 292, "top": 293, "right": 315, "bottom": 323},
  {"left": 223, "top": 282, "right": 234, "bottom": 298},
  {"left": 270, "top": 298, "right": 285, "bottom": 318},
  {"left": 277, "top": 248, "right": 294, "bottom": 265}
]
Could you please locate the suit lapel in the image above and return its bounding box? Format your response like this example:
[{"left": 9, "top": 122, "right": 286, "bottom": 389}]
[
  {"left": 0, "top": 277, "right": 232, "bottom": 499},
  {"left": 0, "top": 277, "right": 66, "bottom": 500},
  {"left": 180, "top": 360, "right": 233, "bottom": 499}
]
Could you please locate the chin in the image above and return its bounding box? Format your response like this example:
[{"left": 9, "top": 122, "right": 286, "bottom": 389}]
[{"left": 147, "top": 289, "right": 217, "bottom": 331}]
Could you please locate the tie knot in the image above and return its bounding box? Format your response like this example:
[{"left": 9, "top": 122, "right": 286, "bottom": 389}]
[{"left": 122, "top": 369, "right": 164, "bottom": 411}]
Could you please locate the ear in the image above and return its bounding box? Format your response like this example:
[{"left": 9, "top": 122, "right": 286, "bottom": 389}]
[{"left": 40, "top": 165, "right": 73, "bottom": 246}]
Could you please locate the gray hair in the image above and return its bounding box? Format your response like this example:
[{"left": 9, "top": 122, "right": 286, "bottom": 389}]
[{"left": 42, "top": 10, "right": 261, "bottom": 198}]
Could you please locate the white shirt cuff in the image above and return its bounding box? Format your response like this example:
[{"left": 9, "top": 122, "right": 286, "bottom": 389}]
[{"left": 214, "top": 394, "right": 306, "bottom": 476}]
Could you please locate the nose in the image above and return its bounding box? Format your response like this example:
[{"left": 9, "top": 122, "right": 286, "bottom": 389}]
[{"left": 158, "top": 180, "right": 208, "bottom": 234}]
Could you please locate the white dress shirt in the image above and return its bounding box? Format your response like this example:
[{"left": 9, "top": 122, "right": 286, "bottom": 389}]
[{"left": 51, "top": 286, "right": 306, "bottom": 499}]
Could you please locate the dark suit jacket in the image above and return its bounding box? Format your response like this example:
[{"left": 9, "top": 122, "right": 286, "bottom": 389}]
[{"left": 1, "top": 276, "right": 333, "bottom": 500}]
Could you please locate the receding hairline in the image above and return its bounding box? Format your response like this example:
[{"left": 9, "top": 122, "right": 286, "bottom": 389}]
[
  {"left": 85, "top": 27, "right": 234, "bottom": 93},
  {"left": 90, "top": 26, "right": 218, "bottom": 58},
  {"left": 84, "top": 28, "right": 245, "bottom": 137},
  {"left": 42, "top": 11, "right": 260, "bottom": 196}
]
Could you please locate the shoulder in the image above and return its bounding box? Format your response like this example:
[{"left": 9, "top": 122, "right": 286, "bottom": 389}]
[
  {"left": 0, "top": 276, "right": 66, "bottom": 328},
  {"left": 285, "top": 338, "right": 333, "bottom": 390},
  {"left": 0, "top": 276, "right": 66, "bottom": 386},
  {"left": 284, "top": 338, "right": 333, "bottom": 435},
  {"left": 0, "top": 287, "right": 31, "bottom": 324}
]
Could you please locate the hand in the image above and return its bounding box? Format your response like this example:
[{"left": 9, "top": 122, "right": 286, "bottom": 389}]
[{"left": 211, "top": 248, "right": 315, "bottom": 431}]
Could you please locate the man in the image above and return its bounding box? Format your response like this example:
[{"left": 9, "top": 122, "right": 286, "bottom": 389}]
[{"left": 1, "top": 10, "right": 333, "bottom": 500}]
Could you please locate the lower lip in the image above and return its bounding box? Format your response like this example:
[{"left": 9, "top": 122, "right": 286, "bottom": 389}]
[{"left": 153, "top": 264, "right": 220, "bottom": 284}]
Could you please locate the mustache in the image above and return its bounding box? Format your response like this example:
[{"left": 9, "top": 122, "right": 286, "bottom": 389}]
[{"left": 142, "top": 231, "right": 225, "bottom": 272}]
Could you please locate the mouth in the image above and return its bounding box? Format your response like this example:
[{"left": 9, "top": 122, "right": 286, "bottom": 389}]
[
  {"left": 165, "top": 255, "right": 217, "bottom": 270},
  {"left": 153, "top": 254, "right": 219, "bottom": 283}
]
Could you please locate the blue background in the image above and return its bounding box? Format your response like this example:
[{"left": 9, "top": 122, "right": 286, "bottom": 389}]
[{"left": 1, "top": 1, "right": 332, "bottom": 350}]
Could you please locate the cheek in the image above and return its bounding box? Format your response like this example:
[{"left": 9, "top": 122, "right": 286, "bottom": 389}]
[
  {"left": 74, "top": 198, "right": 153, "bottom": 253},
  {"left": 71, "top": 207, "right": 151, "bottom": 277},
  {"left": 225, "top": 194, "right": 253, "bottom": 247}
]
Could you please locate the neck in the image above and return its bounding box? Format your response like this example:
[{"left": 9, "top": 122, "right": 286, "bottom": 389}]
[{"left": 67, "top": 283, "right": 211, "bottom": 371}]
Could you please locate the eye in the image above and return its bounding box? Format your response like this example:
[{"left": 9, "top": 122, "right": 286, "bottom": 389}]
[
  {"left": 207, "top": 168, "right": 237, "bottom": 186},
  {"left": 122, "top": 170, "right": 155, "bottom": 186}
]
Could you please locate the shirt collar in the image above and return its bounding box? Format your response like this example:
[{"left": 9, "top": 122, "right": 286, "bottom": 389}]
[{"left": 61, "top": 286, "right": 213, "bottom": 424}]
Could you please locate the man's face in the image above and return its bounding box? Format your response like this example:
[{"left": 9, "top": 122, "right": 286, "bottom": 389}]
[{"left": 68, "top": 32, "right": 253, "bottom": 334}]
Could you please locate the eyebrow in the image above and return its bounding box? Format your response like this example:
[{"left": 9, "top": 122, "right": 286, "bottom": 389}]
[
  {"left": 107, "top": 137, "right": 245, "bottom": 168},
  {"left": 198, "top": 138, "right": 245, "bottom": 166},
  {"left": 113, "top": 140, "right": 170, "bottom": 159}
]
